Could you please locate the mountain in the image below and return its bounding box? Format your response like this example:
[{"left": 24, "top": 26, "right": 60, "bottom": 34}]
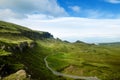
[
  {"left": 0, "top": 21, "right": 120, "bottom": 80},
  {"left": 99, "top": 42, "right": 120, "bottom": 46}
]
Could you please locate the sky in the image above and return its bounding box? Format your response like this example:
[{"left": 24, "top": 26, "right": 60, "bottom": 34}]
[{"left": 0, "top": 0, "right": 120, "bottom": 43}]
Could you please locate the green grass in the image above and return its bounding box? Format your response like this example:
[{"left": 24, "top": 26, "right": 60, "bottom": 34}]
[
  {"left": 0, "top": 21, "right": 31, "bottom": 32},
  {"left": 43, "top": 40, "right": 120, "bottom": 80},
  {"left": 0, "top": 21, "right": 33, "bottom": 44},
  {"left": 0, "top": 21, "right": 61, "bottom": 80},
  {"left": 0, "top": 21, "right": 120, "bottom": 80},
  {"left": 13, "top": 41, "right": 65, "bottom": 80},
  {"left": 0, "top": 41, "right": 65, "bottom": 80},
  {"left": 0, "top": 49, "right": 11, "bottom": 56}
]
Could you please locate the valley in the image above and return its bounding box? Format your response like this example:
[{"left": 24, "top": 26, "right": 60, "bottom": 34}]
[{"left": 0, "top": 21, "right": 120, "bottom": 80}]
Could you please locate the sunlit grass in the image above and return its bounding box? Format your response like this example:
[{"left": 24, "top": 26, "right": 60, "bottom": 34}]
[
  {"left": 0, "top": 49, "right": 11, "bottom": 56},
  {"left": 45, "top": 40, "right": 120, "bottom": 80}
]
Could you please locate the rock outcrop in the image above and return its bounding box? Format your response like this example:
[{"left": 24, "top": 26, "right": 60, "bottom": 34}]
[
  {"left": 0, "top": 41, "right": 36, "bottom": 52},
  {"left": 3, "top": 70, "right": 28, "bottom": 80}
]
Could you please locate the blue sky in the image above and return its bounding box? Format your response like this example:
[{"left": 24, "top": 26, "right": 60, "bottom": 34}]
[
  {"left": 0, "top": 0, "right": 120, "bottom": 43},
  {"left": 58, "top": 0, "right": 120, "bottom": 18}
]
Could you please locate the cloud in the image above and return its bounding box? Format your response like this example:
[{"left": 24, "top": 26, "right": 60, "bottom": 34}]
[
  {"left": 0, "top": 0, "right": 68, "bottom": 19},
  {"left": 69, "top": 6, "right": 104, "bottom": 18},
  {"left": 105, "top": 0, "right": 120, "bottom": 3},
  {"left": 0, "top": 0, "right": 120, "bottom": 43},
  {"left": 68, "top": 5, "right": 120, "bottom": 19},
  {"left": 83, "top": 10, "right": 104, "bottom": 18},
  {"left": 0, "top": 9, "right": 26, "bottom": 20},
  {"left": 67, "top": 3, "right": 120, "bottom": 19},
  {"left": 79, "top": 9, "right": 120, "bottom": 19},
  {"left": 69, "top": 6, "right": 81, "bottom": 13},
  {"left": 7, "top": 14, "right": 120, "bottom": 43}
]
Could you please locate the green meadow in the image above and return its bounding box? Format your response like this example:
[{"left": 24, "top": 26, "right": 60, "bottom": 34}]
[{"left": 0, "top": 21, "right": 120, "bottom": 80}]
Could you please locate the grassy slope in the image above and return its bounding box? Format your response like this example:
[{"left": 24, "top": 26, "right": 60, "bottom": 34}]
[
  {"left": 40, "top": 39, "right": 120, "bottom": 80},
  {"left": 0, "top": 21, "right": 32, "bottom": 44},
  {"left": 0, "top": 41, "right": 64, "bottom": 80},
  {"left": 0, "top": 21, "right": 120, "bottom": 80},
  {"left": 0, "top": 21, "right": 64, "bottom": 80},
  {"left": 10, "top": 41, "right": 64, "bottom": 80}
]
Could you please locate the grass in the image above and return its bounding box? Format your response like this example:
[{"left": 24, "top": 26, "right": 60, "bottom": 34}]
[
  {"left": 0, "top": 41, "right": 65, "bottom": 80},
  {"left": 13, "top": 41, "right": 66, "bottom": 80},
  {"left": 43, "top": 39, "right": 120, "bottom": 80},
  {"left": 0, "top": 21, "right": 33, "bottom": 44},
  {"left": 0, "top": 21, "right": 31, "bottom": 32},
  {"left": 0, "top": 21, "right": 63, "bottom": 80},
  {"left": 0, "top": 49, "right": 11, "bottom": 56},
  {"left": 0, "top": 21, "right": 120, "bottom": 80}
]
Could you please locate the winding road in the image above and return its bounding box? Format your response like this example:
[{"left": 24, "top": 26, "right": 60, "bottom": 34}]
[{"left": 44, "top": 56, "right": 100, "bottom": 80}]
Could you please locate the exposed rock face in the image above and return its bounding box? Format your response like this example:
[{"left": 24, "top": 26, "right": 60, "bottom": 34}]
[
  {"left": 0, "top": 41, "right": 36, "bottom": 52},
  {"left": 29, "top": 42, "right": 36, "bottom": 48},
  {"left": 1, "top": 45, "right": 5, "bottom": 50},
  {"left": 20, "top": 30, "right": 53, "bottom": 40},
  {"left": 19, "top": 42, "right": 28, "bottom": 52}
]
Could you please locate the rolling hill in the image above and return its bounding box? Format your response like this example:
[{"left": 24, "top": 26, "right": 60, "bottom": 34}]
[{"left": 0, "top": 21, "right": 120, "bottom": 80}]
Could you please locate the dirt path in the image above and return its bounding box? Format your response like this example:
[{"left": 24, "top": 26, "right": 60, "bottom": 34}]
[{"left": 44, "top": 56, "right": 100, "bottom": 80}]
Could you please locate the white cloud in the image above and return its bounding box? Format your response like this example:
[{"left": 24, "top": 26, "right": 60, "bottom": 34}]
[
  {"left": 7, "top": 14, "right": 120, "bottom": 43},
  {"left": 69, "top": 6, "right": 81, "bottom": 13},
  {"left": 0, "top": 0, "right": 120, "bottom": 43},
  {"left": 0, "top": 9, "right": 16, "bottom": 20},
  {"left": 27, "top": 14, "right": 54, "bottom": 20},
  {"left": 0, "top": 9, "right": 26, "bottom": 20},
  {"left": 105, "top": 0, "right": 120, "bottom": 3},
  {"left": 0, "top": 0, "right": 68, "bottom": 19}
]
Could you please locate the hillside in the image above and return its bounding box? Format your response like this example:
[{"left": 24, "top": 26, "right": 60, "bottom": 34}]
[
  {"left": 0, "top": 21, "right": 120, "bottom": 80},
  {"left": 0, "top": 21, "right": 53, "bottom": 41},
  {"left": 0, "top": 21, "right": 61, "bottom": 80}
]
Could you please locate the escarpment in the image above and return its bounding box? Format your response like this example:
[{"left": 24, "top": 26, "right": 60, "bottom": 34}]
[
  {"left": 0, "top": 41, "right": 36, "bottom": 52},
  {"left": 0, "top": 21, "right": 54, "bottom": 79}
]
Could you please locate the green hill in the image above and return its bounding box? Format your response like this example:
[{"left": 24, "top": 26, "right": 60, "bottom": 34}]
[
  {"left": 0, "top": 21, "right": 53, "bottom": 43},
  {"left": 0, "top": 21, "right": 120, "bottom": 80},
  {"left": 0, "top": 21, "right": 60, "bottom": 80}
]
